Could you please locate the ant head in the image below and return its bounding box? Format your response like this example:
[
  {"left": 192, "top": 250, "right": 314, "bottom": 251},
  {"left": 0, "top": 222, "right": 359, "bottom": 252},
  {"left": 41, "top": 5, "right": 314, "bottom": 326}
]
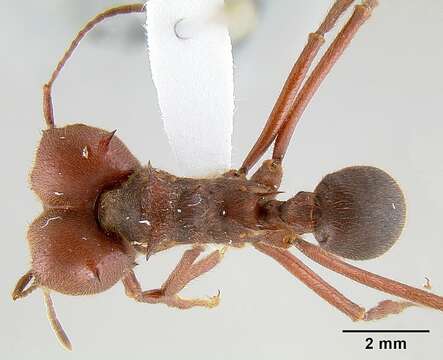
[
  {"left": 28, "top": 209, "right": 136, "bottom": 295},
  {"left": 25, "top": 124, "right": 141, "bottom": 294},
  {"left": 313, "top": 166, "right": 406, "bottom": 260}
]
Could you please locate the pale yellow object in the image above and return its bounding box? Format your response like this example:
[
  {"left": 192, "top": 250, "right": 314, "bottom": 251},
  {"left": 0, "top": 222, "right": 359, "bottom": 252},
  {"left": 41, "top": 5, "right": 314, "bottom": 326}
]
[{"left": 225, "top": 0, "right": 258, "bottom": 43}]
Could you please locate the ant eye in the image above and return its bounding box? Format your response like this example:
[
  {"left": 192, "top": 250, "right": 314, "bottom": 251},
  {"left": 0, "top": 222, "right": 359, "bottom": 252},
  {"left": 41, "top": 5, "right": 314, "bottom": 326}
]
[{"left": 313, "top": 166, "right": 406, "bottom": 260}]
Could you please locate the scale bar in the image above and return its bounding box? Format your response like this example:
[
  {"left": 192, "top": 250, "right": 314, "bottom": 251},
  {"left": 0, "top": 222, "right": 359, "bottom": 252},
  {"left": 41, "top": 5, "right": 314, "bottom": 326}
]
[{"left": 342, "top": 330, "right": 430, "bottom": 333}]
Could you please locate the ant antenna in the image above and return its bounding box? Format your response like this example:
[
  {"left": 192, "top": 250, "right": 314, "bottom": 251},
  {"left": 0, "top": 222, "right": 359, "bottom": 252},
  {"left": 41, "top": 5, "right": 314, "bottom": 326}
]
[
  {"left": 43, "top": 4, "right": 145, "bottom": 128},
  {"left": 12, "top": 272, "right": 72, "bottom": 348},
  {"left": 43, "top": 290, "right": 72, "bottom": 351}
]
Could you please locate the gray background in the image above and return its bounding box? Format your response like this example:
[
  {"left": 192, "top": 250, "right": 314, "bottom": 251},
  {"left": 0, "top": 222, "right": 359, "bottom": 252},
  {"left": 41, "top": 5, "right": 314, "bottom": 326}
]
[{"left": 1, "top": 0, "right": 443, "bottom": 359}]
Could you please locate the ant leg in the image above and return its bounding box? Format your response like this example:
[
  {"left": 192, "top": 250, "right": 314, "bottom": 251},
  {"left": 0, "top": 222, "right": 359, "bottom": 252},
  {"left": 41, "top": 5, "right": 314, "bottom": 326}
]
[
  {"left": 255, "top": 242, "right": 365, "bottom": 320},
  {"left": 250, "top": 160, "right": 283, "bottom": 190},
  {"left": 12, "top": 270, "right": 38, "bottom": 300},
  {"left": 272, "top": 1, "right": 377, "bottom": 162},
  {"left": 43, "top": 4, "right": 145, "bottom": 128},
  {"left": 293, "top": 238, "right": 443, "bottom": 311},
  {"left": 240, "top": 0, "right": 356, "bottom": 173},
  {"left": 254, "top": 242, "right": 417, "bottom": 321},
  {"left": 122, "top": 246, "right": 225, "bottom": 309}
]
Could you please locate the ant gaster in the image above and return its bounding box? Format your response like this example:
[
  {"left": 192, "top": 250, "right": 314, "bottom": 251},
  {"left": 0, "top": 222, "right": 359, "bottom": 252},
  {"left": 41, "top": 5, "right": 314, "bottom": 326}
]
[{"left": 12, "top": 1, "right": 443, "bottom": 350}]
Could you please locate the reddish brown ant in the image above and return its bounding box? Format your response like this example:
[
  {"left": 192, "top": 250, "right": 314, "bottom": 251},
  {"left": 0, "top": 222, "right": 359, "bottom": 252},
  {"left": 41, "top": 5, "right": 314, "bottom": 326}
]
[{"left": 12, "top": 0, "right": 443, "bottom": 350}]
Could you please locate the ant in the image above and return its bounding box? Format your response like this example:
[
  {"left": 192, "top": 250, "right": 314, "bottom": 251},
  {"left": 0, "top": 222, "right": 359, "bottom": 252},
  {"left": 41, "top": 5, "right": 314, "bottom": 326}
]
[{"left": 12, "top": 0, "right": 443, "bottom": 350}]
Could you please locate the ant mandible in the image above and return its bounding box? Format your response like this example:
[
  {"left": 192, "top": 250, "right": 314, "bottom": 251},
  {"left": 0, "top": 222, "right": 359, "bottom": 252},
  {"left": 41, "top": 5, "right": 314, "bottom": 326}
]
[{"left": 12, "top": 0, "right": 443, "bottom": 350}]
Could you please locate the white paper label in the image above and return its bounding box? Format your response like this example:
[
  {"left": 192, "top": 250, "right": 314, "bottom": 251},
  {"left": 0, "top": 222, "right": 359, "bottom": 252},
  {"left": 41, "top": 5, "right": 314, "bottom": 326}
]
[{"left": 145, "top": 0, "right": 234, "bottom": 177}]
